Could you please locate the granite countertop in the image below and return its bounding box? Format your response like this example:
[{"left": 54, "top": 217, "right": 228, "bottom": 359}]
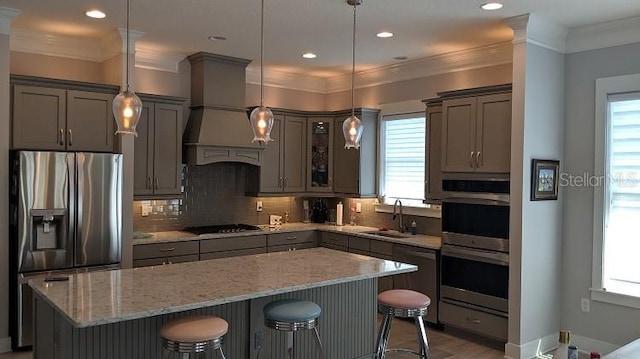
[
  {"left": 133, "top": 222, "right": 441, "bottom": 250},
  {"left": 30, "top": 247, "right": 416, "bottom": 328}
]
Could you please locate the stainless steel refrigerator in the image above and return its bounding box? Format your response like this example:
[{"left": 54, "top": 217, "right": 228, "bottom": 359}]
[{"left": 9, "top": 151, "right": 123, "bottom": 349}]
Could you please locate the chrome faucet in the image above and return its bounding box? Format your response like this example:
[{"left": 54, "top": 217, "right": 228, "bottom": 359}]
[{"left": 392, "top": 199, "right": 405, "bottom": 233}]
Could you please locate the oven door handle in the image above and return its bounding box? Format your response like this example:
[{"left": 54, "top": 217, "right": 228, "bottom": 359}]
[
  {"left": 442, "top": 193, "right": 510, "bottom": 206},
  {"left": 442, "top": 246, "right": 509, "bottom": 266}
]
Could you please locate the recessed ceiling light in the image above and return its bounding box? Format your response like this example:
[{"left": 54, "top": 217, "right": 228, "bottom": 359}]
[
  {"left": 481, "top": 2, "right": 503, "bottom": 10},
  {"left": 85, "top": 9, "right": 106, "bottom": 19},
  {"left": 302, "top": 53, "right": 317, "bottom": 59},
  {"left": 376, "top": 31, "right": 394, "bottom": 38},
  {"left": 208, "top": 35, "right": 227, "bottom": 41}
]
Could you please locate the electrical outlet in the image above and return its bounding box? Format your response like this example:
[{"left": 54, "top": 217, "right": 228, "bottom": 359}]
[
  {"left": 581, "top": 297, "right": 591, "bottom": 312},
  {"left": 356, "top": 202, "right": 362, "bottom": 213},
  {"left": 141, "top": 206, "right": 149, "bottom": 217},
  {"left": 256, "top": 201, "right": 263, "bottom": 212}
]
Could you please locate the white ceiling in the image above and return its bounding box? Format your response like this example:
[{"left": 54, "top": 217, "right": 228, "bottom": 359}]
[{"left": 3, "top": 0, "right": 640, "bottom": 79}]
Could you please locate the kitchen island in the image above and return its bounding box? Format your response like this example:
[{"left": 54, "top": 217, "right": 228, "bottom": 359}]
[{"left": 30, "top": 247, "right": 416, "bottom": 359}]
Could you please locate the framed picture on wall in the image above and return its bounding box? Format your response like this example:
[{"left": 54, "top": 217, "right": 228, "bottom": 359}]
[{"left": 531, "top": 159, "right": 560, "bottom": 201}]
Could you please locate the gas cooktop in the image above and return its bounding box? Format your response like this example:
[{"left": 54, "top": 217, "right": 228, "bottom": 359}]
[{"left": 183, "top": 224, "right": 262, "bottom": 235}]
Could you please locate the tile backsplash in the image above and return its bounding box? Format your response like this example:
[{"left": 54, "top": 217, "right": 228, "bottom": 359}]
[{"left": 133, "top": 163, "right": 441, "bottom": 236}]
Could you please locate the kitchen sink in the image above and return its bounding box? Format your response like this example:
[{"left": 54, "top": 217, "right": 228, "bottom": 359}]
[{"left": 362, "top": 230, "right": 410, "bottom": 239}]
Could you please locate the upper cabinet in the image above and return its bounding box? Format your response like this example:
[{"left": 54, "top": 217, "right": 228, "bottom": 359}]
[
  {"left": 440, "top": 85, "right": 512, "bottom": 173},
  {"left": 423, "top": 100, "right": 443, "bottom": 202},
  {"left": 307, "top": 117, "right": 334, "bottom": 192},
  {"left": 258, "top": 113, "right": 307, "bottom": 193},
  {"left": 134, "top": 95, "right": 185, "bottom": 199},
  {"left": 332, "top": 108, "right": 379, "bottom": 196},
  {"left": 12, "top": 78, "right": 117, "bottom": 152}
]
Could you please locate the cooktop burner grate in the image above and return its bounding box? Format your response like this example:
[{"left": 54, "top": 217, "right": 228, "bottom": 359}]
[{"left": 183, "top": 224, "right": 262, "bottom": 235}]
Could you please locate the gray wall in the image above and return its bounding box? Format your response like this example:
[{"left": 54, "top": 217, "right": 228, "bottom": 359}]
[
  {"left": 1, "top": 31, "right": 11, "bottom": 351},
  {"left": 563, "top": 42, "right": 640, "bottom": 346}
]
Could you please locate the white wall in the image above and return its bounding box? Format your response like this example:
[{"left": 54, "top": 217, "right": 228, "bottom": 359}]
[{"left": 563, "top": 42, "right": 640, "bottom": 346}]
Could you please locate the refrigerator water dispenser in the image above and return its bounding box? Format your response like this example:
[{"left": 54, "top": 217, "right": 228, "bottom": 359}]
[{"left": 30, "top": 209, "right": 67, "bottom": 250}]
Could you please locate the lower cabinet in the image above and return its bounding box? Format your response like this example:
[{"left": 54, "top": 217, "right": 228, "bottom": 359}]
[
  {"left": 132, "top": 241, "right": 200, "bottom": 267},
  {"left": 267, "top": 231, "right": 317, "bottom": 252},
  {"left": 392, "top": 244, "right": 439, "bottom": 324},
  {"left": 319, "top": 232, "right": 349, "bottom": 251},
  {"left": 200, "top": 235, "right": 267, "bottom": 259}
]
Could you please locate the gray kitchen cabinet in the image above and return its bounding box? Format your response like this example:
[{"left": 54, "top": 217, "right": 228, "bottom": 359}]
[
  {"left": 440, "top": 86, "right": 511, "bottom": 173},
  {"left": 319, "top": 231, "right": 349, "bottom": 251},
  {"left": 393, "top": 244, "right": 439, "bottom": 324},
  {"left": 268, "top": 242, "right": 317, "bottom": 253},
  {"left": 332, "top": 108, "right": 380, "bottom": 196},
  {"left": 424, "top": 100, "right": 443, "bottom": 202},
  {"left": 12, "top": 84, "right": 115, "bottom": 152},
  {"left": 132, "top": 240, "right": 200, "bottom": 268},
  {"left": 370, "top": 239, "right": 394, "bottom": 293},
  {"left": 134, "top": 96, "right": 184, "bottom": 198},
  {"left": 259, "top": 114, "right": 307, "bottom": 193},
  {"left": 200, "top": 235, "right": 267, "bottom": 255},
  {"left": 348, "top": 235, "right": 370, "bottom": 255},
  {"left": 201, "top": 247, "right": 266, "bottom": 260},
  {"left": 307, "top": 117, "right": 335, "bottom": 192},
  {"left": 267, "top": 231, "right": 316, "bottom": 247}
]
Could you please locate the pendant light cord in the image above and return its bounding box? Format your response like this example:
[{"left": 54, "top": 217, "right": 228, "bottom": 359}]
[
  {"left": 260, "top": 0, "right": 265, "bottom": 107},
  {"left": 125, "top": 0, "right": 131, "bottom": 92},
  {"left": 351, "top": 3, "right": 356, "bottom": 117}
]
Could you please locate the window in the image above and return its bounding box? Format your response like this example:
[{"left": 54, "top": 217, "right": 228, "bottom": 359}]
[
  {"left": 379, "top": 113, "right": 425, "bottom": 206},
  {"left": 593, "top": 73, "right": 640, "bottom": 307}
]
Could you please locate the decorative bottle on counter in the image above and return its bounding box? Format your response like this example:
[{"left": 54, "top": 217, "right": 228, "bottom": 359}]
[
  {"left": 336, "top": 202, "right": 343, "bottom": 226},
  {"left": 590, "top": 352, "right": 601, "bottom": 359},
  {"left": 568, "top": 345, "right": 578, "bottom": 359},
  {"left": 411, "top": 221, "right": 417, "bottom": 235},
  {"left": 553, "top": 330, "right": 571, "bottom": 359}
]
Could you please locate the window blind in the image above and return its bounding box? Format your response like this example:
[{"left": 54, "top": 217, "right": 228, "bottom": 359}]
[{"left": 382, "top": 116, "right": 425, "bottom": 201}]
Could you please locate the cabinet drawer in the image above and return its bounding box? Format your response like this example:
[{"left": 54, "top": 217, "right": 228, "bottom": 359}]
[
  {"left": 133, "top": 241, "right": 199, "bottom": 260},
  {"left": 320, "top": 232, "right": 349, "bottom": 248},
  {"left": 348, "top": 248, "right": 370, "bottom": 256},
  {"left": 370, "top": 240, "right": 393, "bottom": 257},
  {"left": 267, "top": 231, "right": 316, "bottom": 247},
  {"left": 349, "top": 236, "right": 370, "bottom": 252},
  {"left": 200, "top": 247, "right": 267, "bottom": 260},
  {"left": 200, "top": 235, "right": 266, "bottom": 253},
  {"left": 133, "top": 254, "right": 199, "bottom": 268},
  {"left": 268, "top": 242, "right": 317, "bottom": 253},
  {"left": 439, "top": 301, "right": 507, "bottom": 341}
]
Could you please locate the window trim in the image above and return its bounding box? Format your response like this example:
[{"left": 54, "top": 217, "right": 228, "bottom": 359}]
[{"left": 592, "top": 73, "right": 640, "bottom": 308}]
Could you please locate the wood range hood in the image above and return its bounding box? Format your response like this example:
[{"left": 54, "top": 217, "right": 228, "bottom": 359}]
[{"left": 183, "top": 52, "right": 264, "bottom": 166}]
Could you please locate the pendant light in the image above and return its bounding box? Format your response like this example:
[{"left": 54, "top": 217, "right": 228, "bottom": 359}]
[
  {"left": 343, "top": 0, "right": 364, "bottom": 149},
  {"left": 249, "top": 0, "right": 274, "bottom": 143},
  {"left": 113, "top": 0, "right": 142, "bottom": 136}
]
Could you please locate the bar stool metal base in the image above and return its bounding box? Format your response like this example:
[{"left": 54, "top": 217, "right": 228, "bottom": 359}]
[
  {"left": 375, "top": 303, "right": 429, "bottom": 359},
  {"left": 162, "top": 336, "right": 226, "bottom": 358}
]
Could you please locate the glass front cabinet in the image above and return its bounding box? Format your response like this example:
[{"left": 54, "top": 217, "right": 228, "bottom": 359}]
[{"left": 307, "top": 117, "right": 334, "bottom": 192}]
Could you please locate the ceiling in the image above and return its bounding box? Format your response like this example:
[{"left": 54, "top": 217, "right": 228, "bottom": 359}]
[{"left": 3, "top": 0, "right": 640, "bottom": 79}]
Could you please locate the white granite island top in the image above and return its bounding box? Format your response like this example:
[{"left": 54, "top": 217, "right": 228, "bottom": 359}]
[{"left": 30, "top": 247, "right": 416, "bottom": 328}]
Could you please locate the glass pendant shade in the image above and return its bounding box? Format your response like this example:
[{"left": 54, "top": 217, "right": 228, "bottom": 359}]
[
  {"left": 343, "top": 114, "right": 363, "bottom": 149},
  {"left": 250, "top": 105, "right": 274, "bottom": 143},
  {"left": 113, "top": 90, "right": 142, "bottom": 136}
]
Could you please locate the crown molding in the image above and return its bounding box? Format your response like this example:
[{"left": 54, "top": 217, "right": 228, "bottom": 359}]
[
  {"left": 0, "top": 7, "right": 20, "bottom": 35},
  {"left": 325, "top": 42, "right": 513, "bottom": 93},
  {"left": 566, "top": 15, "right": 640, "bottom": 54},
  {"left": 136, "top": 47, "right": 184, "bottom": 73},
  {"left": 246, "top": 67, "right": 328, "bottom": 93},
  {"left": 504, "top": 13, "right": 568, "bottom": 53},
  {"left": 10, "top": 28, "right": 105, "bottom": 61}
]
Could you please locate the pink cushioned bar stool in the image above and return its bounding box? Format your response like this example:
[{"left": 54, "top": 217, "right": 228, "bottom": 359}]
[
  {"left": 375, "top": 289, "right": 431, "bottom": 359},
  {"left": 161, "top": 315, "right": 228, "bottom": 359}
]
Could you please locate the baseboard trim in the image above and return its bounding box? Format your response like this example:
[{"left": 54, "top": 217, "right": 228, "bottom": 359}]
[
  {"left": 0, "top": 337, "right": 11, "bottom": 353},
  {"left": 505, "top": 334, "right": 619, "bottom": 359}
]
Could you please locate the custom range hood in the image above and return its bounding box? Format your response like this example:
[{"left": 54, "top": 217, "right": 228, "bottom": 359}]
[{"left": 183, "top": 52, "right": 264, "bottom": 166}]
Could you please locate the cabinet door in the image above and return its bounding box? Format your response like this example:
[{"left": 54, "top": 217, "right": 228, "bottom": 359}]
[
  {"left": 134, "top": 103, "right": 155, "bottom": 197},
  {"left": 441, "top": 97, "right": 476, "bottom": 172},
  {"left": 425, "top": 105, "right": 443, "bottom": 201},
  {"left": 307, "top": 118, "right": 334, "bottom": 192},
  {"left": 333, "top": 116, "right": 360, "bottom": 194},
  {"left": 153, "top": 103, "right": 183, "bottom": 196},
  {"left": 283, "top": 116, "right": 307, "bottom": 192},
  {"left": 475, "top": 93, "right": 511, "bottom": 173},
  {"left": 259, "top": 115, "right": 284, "bottom": 192},
  {"left": 66, "top": 90, "right": 114, "bottom": 152},
  {"left": 12, "top": 85, "right": 66, "bottom": 150}
]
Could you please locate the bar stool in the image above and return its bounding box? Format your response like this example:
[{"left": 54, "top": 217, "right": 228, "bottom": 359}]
[
  {"left": 258, "top": 298, "right": 324, "bottom": 359},
  {"left": 375, "top": 289, "right": 430, "bottom": 359},
  {"left": 160, "top": 315, "right": 228, "bottom": 359}
]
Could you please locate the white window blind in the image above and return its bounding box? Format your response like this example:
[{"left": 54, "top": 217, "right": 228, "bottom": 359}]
[
  {"left": 381, "top": 114, "right": 425, "bottom": 205},
  {"left": 604, "top": 92, "right": 640, "bottom": 296}
]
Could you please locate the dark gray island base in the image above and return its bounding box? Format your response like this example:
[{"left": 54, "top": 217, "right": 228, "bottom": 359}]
[{"left": 31, "top": 248, "right": 415, "bottom": 358}]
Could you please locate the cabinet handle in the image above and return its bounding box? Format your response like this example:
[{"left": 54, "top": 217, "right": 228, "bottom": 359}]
[
  {"left": 469, "top": 151, "right": 475, "bottom": 168},
  {"left": 155, "top": 177, "right": 159, "bottom": 190},
  {"left": 476, "top": 151, "right": 481, "bottom": 167},
  {"left": 60, "top": 129, "right": 65, "bottom": 146},
  {"left": 68, "top": 129, "right": 73, "bottom": 146},
  {"left": 284, "top": 177, "right": 288, "bottom": 188},
  {"left": 466, "top": 317, "right": 481, "bottom": 325},
  {"left": 159, "top": 247, "right": 176, "bottom": 252},
  {"left": 148, "top": 177, "right": 152, "bottom": 189},
  {"left": 279, "top": 177, "right": 283, "bottom": 188},
  {"left": 286, "top": 236, "right": 298, "bottom": 241}
]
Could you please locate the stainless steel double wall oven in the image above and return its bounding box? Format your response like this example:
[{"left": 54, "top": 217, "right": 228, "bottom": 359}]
[{"left": 439, "top": 175, "right": 510, "bottom": 341}]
